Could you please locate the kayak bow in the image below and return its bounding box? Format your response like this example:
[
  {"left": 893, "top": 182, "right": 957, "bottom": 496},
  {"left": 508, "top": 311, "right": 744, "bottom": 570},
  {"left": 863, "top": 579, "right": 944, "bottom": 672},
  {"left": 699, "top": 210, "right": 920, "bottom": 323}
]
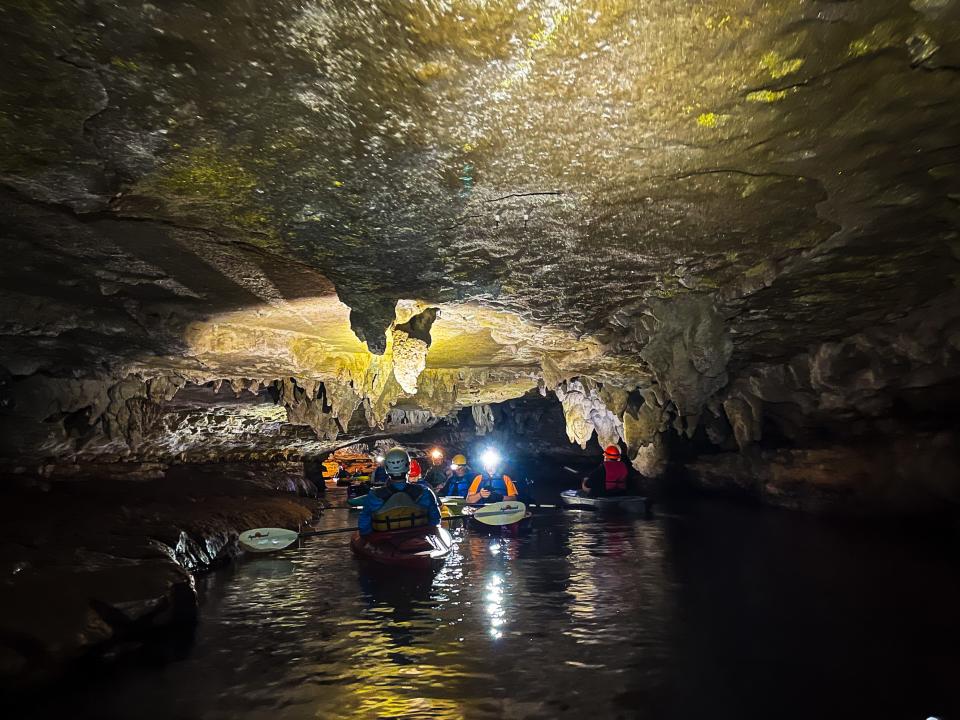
[{"left": 350, "top": 525, "right": 453, "bottom": 571}]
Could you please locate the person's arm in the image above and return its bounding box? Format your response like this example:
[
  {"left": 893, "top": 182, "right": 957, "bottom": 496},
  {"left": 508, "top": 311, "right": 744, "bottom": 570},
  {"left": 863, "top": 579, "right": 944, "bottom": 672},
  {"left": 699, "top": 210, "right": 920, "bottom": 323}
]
[
  {"left": 582, "top": 465, "right": 602, "bottom": 494},
  {"left": 420, "top": 488, "right": 442, "bottom": 525},
  {"left": 357, "top": 492, "right": 382, "bottom": 535},
  {"left": 465, "top": 476, "right": 484, "bottom": 504}
]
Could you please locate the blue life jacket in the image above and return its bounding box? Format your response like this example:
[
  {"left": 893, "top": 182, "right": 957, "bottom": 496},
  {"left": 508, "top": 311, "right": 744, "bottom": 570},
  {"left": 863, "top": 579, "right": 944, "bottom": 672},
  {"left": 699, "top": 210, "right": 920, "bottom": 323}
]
[
  {"left": 358, "top": 480, "right": 440, "bottom": 535},
  {"left": 444, "top": 471, "right": 473, "bottom": 497}
]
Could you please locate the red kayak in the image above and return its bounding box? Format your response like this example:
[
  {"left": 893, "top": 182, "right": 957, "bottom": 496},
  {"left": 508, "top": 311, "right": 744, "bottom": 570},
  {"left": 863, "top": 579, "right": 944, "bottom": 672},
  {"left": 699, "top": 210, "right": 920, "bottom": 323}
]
[{"left": 350, "top": 525, "right": 454, "bottom": 571}]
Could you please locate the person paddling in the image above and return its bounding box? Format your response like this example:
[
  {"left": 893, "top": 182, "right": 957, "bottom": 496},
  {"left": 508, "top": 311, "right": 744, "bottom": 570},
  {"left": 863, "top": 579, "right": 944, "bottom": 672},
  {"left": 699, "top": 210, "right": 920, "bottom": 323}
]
[
  {"left": 407, "top": 458, "right": 423, "bottom": 485},
  {"left": 466, "top": 450, "right": 518, "bottom": 505},
  {"left": 371, "top": 453, "right": 389, "bottom": 486},
  {"left": 422, "top": 448, "right": 449, "bottom": 491},
  {"left": 581, "top": 445, "right": 629, "bottom": 497},
  {"left": 442, "top": 453, "right": 473, "bottom": 496},
  {"left": 359, "top": 448, "right": 441, "bottom": 535}
]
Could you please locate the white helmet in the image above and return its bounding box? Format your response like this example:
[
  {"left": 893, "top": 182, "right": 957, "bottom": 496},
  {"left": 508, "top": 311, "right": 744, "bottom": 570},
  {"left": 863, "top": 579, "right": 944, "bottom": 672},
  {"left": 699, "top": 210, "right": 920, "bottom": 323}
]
[{"left": 383, "top": 447, "right": 410, "bottom": 476}]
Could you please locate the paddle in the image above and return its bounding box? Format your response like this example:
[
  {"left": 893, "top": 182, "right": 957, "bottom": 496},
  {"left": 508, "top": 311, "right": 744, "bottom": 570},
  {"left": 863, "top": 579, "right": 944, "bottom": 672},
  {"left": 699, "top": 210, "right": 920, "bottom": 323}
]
[
  {"left": 465, "top": 500, "right": 528, "bottom": 526},
  {"left": 462, "top": 501, "right": 557, "bottom": 510},
  {"left": 240, "top": 511, "right": 474, "bottom": 553},
  {"left": 238, "top": 526, "right": 359, "bottom": 552}
]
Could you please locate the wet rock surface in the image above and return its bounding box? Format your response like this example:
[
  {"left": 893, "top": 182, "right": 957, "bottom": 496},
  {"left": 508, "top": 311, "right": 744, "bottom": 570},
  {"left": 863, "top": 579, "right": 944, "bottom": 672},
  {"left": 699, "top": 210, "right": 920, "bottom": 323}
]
[
  {"left": 1, "top": 1, "right": 960, "bottom": 518},
  {"left": 0, "top": 463, "right": 318, "bottom": 691},
  {"left": 686, "top": 431, "right": 960, "bottom": 514}
]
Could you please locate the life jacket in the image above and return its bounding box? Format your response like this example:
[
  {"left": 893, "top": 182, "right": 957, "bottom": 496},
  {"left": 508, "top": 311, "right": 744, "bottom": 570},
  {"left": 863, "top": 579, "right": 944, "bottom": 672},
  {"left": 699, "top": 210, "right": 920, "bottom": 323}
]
[
  {"left": 371, "top": 483, "right": 428, "bottom": 532},
  {"left": 467, "top": 473, "right": 518, "bottom": 501},
  {"left": 445, "top": 472, "right": 472, "bottom": 497},
  {"left": 603, "top": 460, "right": 628, "bottom": 493}
]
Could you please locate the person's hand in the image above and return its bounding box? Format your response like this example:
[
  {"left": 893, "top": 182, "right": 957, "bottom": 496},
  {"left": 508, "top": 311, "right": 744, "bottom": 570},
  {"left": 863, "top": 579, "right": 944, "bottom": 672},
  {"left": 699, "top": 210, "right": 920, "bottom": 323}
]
[{"left": 480, "top": 488, "right": 491, "bottom": 499}]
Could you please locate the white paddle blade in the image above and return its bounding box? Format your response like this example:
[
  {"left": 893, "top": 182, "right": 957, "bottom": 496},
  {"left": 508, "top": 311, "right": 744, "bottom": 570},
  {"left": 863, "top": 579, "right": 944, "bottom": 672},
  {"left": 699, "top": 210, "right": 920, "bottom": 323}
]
[
  {"left": 467, "top": 501, "right": 527, "bottom": 526},
  {"left": 239, "top": 527, "right": 300, "bottom": 553}
]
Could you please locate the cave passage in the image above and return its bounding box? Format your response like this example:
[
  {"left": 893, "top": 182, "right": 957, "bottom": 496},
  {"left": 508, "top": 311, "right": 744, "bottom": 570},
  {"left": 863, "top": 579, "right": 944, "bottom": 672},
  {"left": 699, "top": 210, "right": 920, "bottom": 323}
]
[{"left": 2, "top": 0, "right": 960, "bottom": 716}]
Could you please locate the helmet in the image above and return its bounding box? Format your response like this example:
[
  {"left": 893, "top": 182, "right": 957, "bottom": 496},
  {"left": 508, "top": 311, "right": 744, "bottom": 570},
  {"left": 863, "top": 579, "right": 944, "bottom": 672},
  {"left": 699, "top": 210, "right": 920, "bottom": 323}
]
[
  {"left": 452, "top": 454, "right": 467, "bottom": 466},
  {"left": 603, "top": 445, "right": 621, "bottom": 460},
  {"left": 383, "top": 447, "right": 411, "bottom": 476},
  {"left": 409, "top": 459, "right": 422, "bottom": 479}
]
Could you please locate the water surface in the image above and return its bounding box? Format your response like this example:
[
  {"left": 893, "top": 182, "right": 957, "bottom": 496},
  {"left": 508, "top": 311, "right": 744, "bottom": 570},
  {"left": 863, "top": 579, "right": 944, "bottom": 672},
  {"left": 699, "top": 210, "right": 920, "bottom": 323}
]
[{"left": 32, "top": 498, "right": 960, "bottom": 719}]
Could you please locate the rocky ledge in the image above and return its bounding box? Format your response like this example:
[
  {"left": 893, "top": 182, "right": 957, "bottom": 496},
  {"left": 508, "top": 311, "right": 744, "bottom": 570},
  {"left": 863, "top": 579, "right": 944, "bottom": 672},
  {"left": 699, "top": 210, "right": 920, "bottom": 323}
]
[{"left": 0, "top": 462, "right": 319, "bottom": 692}]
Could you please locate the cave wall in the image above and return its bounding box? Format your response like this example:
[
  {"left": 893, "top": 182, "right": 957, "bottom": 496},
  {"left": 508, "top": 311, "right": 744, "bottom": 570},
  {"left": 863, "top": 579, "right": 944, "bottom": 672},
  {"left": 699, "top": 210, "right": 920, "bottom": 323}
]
[{"left": 1, "top": 0, "right": 960, "bottom": 514}]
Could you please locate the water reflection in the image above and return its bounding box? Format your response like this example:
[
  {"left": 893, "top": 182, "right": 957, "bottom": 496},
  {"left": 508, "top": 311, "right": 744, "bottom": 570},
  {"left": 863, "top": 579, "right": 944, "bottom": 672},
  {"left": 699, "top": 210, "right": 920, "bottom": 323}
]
[
  {"left": 485, "top": 573, "right": 506, "bottom": 640},
  {"left": 26, "top": 500, "right": 960, "bottom": 720}
]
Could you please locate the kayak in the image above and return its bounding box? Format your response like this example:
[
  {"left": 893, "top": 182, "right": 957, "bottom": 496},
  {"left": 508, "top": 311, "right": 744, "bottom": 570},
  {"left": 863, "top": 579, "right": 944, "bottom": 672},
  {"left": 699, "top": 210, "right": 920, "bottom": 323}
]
[
  {"left": 350, "top": 525, "right": 453, "bottom": 571},
  {"left": 560, "top": 490, "right": 648, "bottom": 513},
  {"left": 347, "top": 480, "right": 372, "bottom": 503},
  {"left": 463, "top": 501, "right": 531, "bottom": 536}
]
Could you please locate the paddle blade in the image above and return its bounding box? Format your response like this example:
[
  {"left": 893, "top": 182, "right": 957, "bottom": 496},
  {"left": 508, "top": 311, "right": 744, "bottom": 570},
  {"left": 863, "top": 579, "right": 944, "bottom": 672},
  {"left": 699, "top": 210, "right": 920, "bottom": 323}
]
[
  {"left": 467, "top": 501, "right": 527, "bottom": 526},
  {"left": 239, "top": 527, "right": 300, "bottom": 553}
]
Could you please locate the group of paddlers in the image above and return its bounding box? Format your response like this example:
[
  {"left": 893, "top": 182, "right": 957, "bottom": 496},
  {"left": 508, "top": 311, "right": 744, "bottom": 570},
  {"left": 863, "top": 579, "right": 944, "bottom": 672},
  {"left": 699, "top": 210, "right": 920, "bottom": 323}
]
[
  {"left": 358, "top": 448, "right": 522, "bottom": 535},
  {"left": 356, "top": 445, "right": 631, "bottom": 536}
]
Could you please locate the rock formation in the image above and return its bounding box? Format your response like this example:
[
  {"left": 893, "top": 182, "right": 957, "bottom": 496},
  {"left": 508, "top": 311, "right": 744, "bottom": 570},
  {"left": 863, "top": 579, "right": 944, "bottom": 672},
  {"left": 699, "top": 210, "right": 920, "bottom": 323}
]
[
  {"left": 3, "top": 0, "right": 960, "bottom": 503},
  {"left": 3, "top": 0, "right": 960, "bottom": 686}
]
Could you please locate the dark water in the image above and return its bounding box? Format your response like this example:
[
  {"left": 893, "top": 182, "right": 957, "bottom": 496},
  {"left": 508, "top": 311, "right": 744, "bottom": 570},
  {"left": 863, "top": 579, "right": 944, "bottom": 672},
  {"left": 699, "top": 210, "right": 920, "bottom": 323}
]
[{"left": 31, "top": 497, "right": 960, "bottom": 720}]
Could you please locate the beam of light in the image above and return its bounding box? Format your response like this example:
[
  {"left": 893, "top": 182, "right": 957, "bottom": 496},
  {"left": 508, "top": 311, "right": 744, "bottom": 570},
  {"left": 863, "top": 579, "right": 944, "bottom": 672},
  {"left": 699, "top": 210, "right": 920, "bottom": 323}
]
[
  {"left": 430, "top": 448, "right": 443, "bottom": 459},
  {"left": 480, "top": 448, "right": 500, "bottom": 470}
]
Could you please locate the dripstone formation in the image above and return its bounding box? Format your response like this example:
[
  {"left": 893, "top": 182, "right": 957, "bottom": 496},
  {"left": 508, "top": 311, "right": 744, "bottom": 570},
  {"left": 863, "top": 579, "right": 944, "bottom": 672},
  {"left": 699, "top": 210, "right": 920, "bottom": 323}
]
[{"left": 4, "top": 0, "right": 960, "bottom": 503}]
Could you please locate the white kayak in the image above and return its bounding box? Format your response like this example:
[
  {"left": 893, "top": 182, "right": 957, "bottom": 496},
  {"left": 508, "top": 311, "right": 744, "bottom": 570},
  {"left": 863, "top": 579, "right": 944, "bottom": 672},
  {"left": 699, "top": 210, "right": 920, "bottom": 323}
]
[
  {"left": 560, "top": 491, "right": 648, "bottom": 513},
  {"left": 238, "top": 527, "right": 300, "bottom": 552}
]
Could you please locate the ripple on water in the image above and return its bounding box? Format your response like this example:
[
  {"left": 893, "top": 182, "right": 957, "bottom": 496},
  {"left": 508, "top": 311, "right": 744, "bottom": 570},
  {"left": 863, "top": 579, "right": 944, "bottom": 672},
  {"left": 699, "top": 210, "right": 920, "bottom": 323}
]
[{"left": 25, "top": 499, "right": 960, "bottom": 720}]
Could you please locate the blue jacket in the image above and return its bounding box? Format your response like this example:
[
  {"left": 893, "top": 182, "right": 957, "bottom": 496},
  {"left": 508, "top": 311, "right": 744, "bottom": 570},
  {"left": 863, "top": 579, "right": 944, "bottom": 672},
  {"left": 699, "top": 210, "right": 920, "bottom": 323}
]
[
  {"left": 443, "top": 470, "right": 473, "bottom": 497},
  {"left": 358, "top": 480, "right": 441, "bottom": 535}
]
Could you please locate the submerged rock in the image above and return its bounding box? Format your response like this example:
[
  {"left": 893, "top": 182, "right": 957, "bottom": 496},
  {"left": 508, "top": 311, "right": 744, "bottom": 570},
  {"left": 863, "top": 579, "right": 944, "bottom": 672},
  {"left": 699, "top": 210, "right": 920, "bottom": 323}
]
[{"left": 0, "top": 463, "right": 317, "bottom": 691}]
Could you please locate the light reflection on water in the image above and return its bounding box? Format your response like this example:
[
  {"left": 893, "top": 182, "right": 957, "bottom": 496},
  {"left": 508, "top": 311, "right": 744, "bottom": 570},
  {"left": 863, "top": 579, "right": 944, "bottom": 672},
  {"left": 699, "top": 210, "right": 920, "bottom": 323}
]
[{"left": 30, "top": 499, "right": 960, "bottom": 720}]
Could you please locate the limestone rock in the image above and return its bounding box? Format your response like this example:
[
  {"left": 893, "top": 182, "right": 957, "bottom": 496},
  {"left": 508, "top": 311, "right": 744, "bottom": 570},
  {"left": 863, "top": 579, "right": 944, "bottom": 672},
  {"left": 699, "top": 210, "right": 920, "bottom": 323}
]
[
  {"left": 555, "top": 380, "right": 626, "bottom": 450},
  {"left": 0, "top": 0, "right": 959, "bottom": 514},
  {"left": 471, "top": 404, "right": 495, "bottom": 435},
  {"left": 639, "top": 297, "right": 733, "bottom": 423}
]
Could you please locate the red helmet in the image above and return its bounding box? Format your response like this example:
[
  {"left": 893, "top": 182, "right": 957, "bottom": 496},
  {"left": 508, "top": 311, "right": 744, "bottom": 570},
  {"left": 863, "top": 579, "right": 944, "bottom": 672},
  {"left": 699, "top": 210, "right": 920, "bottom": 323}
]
[
  {"left": 409, "top": 459, "right": 422, "bottom": 478},
  {"left": 603, "top": 445, "right": 621, "bottom": 460}
]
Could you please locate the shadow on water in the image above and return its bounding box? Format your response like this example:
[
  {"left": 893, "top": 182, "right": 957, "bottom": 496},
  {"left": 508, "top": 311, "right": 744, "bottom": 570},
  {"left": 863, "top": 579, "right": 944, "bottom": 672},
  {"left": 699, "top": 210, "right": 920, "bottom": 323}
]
[{"left": 20, "top": 496, "right": 960, "bottom": 720}]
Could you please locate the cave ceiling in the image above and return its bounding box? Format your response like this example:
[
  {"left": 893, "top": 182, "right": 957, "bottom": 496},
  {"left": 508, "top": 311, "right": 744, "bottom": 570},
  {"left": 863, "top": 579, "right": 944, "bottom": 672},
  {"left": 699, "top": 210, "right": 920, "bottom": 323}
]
[{"left": 2, "top": 0, "right": 960, "bottom": 462}]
